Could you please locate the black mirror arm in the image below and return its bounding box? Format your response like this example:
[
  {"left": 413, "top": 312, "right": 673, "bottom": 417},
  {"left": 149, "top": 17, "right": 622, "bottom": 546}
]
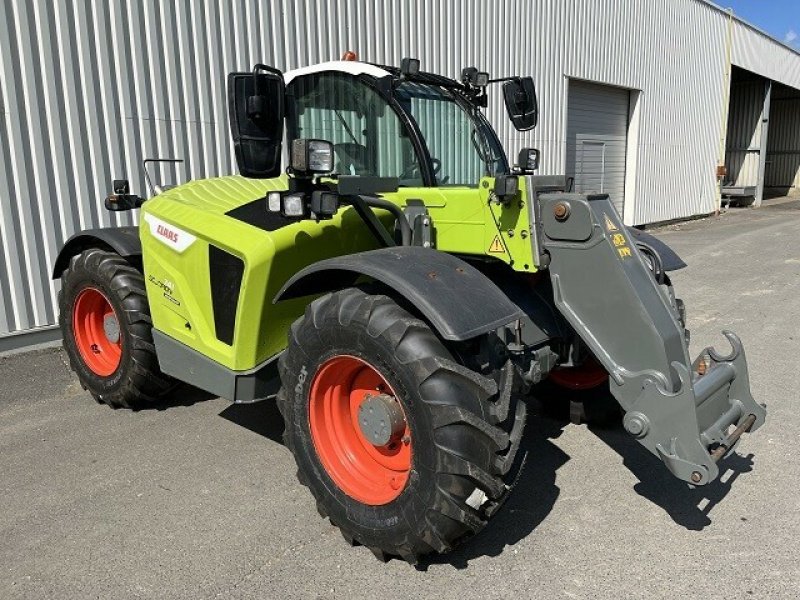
[{"left": 252, "top": 63, "right": 283, "bottom": 93}]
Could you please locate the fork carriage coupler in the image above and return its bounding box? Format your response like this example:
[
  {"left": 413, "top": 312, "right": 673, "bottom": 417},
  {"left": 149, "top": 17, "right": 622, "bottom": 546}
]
[{"left": 537, "top": 190, "right": 766, "bottom": 485}]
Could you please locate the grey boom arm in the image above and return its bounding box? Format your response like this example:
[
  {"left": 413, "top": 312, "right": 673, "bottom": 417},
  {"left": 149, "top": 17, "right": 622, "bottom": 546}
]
[{"left": 539, "top": 192, "right": 765, "bottom": 485}]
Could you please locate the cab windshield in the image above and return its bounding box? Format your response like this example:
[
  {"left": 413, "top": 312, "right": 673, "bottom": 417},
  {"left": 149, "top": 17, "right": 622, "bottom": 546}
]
[
  {"left": 395, "top": 82, "right": 508, "bottom": 186},
  {"left": 285, "top": 72, "right": 507, "bottom": 187}
]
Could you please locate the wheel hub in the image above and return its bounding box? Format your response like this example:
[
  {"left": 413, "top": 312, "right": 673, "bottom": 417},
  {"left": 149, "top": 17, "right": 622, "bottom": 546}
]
[
  {"left": 308, "top": 355, "right": 412, "bottom": 505},
  {"left": 103, "top": 313, "right": 120, "bottom": 344},
  {"left": 358, "top": 393, "right": 406, "bottom": 446},
  {"left": 72, "top": 287, "right": 122, "bottom": 377}
]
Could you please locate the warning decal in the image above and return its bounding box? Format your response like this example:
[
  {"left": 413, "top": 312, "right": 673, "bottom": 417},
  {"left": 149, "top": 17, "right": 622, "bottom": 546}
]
[
  {"left": 610, "top": 230, "right": 632, "bottom": 259},
  {"left": 603, "top": 214, "right": 618, "bottom": 232},
  {"left": 488, "top": 235, "right": 505, "bottom": 253}
]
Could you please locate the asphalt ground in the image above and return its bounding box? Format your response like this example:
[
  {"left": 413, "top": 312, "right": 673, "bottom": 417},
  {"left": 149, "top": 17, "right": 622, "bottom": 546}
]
[{"left": 2, "top": 199, "right": 799, "bottom": 599}]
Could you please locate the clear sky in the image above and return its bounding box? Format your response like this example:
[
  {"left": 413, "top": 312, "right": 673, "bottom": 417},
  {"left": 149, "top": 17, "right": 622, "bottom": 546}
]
[{"left": 716, "top": 0, "right": 800, "bottom": 49}]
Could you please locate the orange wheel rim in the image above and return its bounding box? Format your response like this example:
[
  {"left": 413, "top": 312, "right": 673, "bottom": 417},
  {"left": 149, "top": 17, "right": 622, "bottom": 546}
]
[
  {"left": 548, "top": 357, "right": 608, "bottom": 391},
  {"left": 308, "top": 355, "right": 411, "bottom": 505},
  {"left": 72, "top": 287, "right": 122, "bottom": 377}
]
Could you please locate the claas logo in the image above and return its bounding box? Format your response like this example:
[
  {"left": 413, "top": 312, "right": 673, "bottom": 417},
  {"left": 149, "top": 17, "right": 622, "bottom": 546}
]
[{"left": 156, "top": 224, "right": 179, "bottom": 243}]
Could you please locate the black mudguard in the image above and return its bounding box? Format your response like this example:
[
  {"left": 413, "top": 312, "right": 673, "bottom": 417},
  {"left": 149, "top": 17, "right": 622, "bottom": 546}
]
[
  {"left": 627, "top": 228, "right": 686, "bottom": 271},
  {"left": 275, "top": 246, "right": 525, "bottom": 341},
  {"left": 52, "top": 227, "right": 141, "bottom": 279}
]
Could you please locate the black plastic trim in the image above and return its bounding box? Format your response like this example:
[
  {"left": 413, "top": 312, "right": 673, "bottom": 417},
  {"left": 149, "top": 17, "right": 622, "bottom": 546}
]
[
  {"left": 226, "top": 197, "right": 296, "bottom": 232},
  {"left": 209, "top": 246, "right": 245, "bottom": 345}
]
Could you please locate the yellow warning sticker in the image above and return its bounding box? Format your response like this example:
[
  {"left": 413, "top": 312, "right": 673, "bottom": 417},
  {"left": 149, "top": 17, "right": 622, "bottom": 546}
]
[
  {"left": 488, "top": 235, "right": 505, "bottom": 253},
  {"left": 604, "top": 214, "right": 618, "bottom": 231},
  {"left": 611, "top": 233, "right": 627, "bottom": 247},
  {"left": 617, "top": 246, "right": 632, "bottom": 259}
]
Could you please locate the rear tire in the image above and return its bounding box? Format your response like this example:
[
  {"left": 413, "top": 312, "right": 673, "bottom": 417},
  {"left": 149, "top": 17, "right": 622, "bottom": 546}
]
[
  {"left": 59, "top": 248, "right": 174, "bottom": 409},
  {"left": 277, "top": 288, "right": 526, "bottom": 563}
]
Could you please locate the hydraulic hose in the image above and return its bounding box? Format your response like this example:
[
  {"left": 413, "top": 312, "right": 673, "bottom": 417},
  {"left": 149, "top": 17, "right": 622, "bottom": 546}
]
[{"left": 357, "top": 195, "right": 412, "bottom": 246}]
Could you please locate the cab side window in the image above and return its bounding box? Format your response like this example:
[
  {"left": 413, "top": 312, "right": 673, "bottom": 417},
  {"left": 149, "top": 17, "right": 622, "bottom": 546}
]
[{"left": 286, "top": 73, "right": 422, "bottom": 186}]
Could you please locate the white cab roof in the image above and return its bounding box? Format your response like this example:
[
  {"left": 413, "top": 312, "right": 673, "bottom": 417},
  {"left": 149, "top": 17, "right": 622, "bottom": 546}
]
[{"left": 283, "top": 61, "right": 391, "bottom": 84}]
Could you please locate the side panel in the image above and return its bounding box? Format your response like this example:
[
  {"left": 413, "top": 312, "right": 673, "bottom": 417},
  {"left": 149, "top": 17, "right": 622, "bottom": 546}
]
[
  {"left": 141, "top": 176, "right": 387, "bottom": 371},
  {"left": 383, "top": 177, "right": 537, "bottom": 273}
]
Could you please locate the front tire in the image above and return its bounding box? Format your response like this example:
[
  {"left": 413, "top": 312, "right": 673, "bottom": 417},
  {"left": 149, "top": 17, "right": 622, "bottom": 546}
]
[
  {"left": 59, "top": 248, "right": 173, "bottom": 409},
  {"left": 277, "top": 288, "right": 526, "bottom": 563}
]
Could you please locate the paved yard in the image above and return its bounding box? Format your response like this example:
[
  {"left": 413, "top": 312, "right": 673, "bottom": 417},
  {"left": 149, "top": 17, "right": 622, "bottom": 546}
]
[{"left": 2, "top": 200, "right": 799, "bottom": 599}]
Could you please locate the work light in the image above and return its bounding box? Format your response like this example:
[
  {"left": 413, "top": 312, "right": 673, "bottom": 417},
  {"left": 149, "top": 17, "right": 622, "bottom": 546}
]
[
  {"left": 267, "top": 191, "right": 281, "bottom": 212},
  {"left": 291, "top": 139, "right": 334, "bottom": 175},
  {"left": 266, "top": 191, "right": 307, "bottom": 218},
  {"left": 281, "top": 194, "right": 306, "bottom": 218},
  {"left": 517, "top": 148, "right": 540, "bottom": 173}
]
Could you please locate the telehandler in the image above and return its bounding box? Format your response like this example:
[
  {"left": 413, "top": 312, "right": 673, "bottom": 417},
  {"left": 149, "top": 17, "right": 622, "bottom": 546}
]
[{"left": 54, "top": 57, "right": 765, "bottom": 563}]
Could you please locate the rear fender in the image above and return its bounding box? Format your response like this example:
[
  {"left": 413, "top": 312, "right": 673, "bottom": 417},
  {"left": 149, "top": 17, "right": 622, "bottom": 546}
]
[{"left": 52, "top": 227, "right": 141, "bottom": 278}]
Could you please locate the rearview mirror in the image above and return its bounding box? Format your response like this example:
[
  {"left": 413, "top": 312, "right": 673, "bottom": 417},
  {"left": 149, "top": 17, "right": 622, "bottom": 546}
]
[
  {"left": 227, "top": 64, "right": 285, "bottom": 178},
  {"left": 503, "top": 77, "right": 538, "bottom": 131},
  {"left": 104, "top": 179, "right": 144, "bottom": 211}
]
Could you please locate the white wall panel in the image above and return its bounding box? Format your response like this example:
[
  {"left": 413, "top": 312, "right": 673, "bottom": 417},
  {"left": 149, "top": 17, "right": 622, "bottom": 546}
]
[{"left": 2, "top": 0, "right": 800, "bottom": 337}]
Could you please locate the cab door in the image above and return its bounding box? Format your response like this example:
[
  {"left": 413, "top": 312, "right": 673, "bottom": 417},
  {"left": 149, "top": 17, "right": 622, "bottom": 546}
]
[{"left": 393, "top": 82, "right": 508, "bottom": 260}]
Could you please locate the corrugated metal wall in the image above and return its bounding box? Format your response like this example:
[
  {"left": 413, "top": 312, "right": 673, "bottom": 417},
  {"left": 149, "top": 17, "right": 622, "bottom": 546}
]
[
  {"left": 724, "top": 79, "right": 767, "bottom": 188},
  {"left": 2, "top": 0, "right": 800, "bottom": 339},
  {"left": 765, "top": 91, "right": 800, "bottom": 192}
]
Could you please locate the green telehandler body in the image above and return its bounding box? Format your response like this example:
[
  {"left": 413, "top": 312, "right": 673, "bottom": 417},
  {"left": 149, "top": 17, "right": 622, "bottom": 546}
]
[{"left": 53, "top": 58, "right": 765, "bottom": 563}]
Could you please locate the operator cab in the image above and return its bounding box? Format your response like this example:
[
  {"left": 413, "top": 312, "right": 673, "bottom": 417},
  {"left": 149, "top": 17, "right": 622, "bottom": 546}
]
[
  {"left": 284, "top": 61, "right": 510, "bottom": 188},
  {"left": 228, "top": 57, "right": 539, "bottom": 189}
]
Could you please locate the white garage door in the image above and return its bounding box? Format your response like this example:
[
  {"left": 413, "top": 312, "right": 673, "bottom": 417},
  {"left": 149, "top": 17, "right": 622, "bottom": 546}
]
[{"left": 566, "top": 80, "right": 630, "bottom": 214}]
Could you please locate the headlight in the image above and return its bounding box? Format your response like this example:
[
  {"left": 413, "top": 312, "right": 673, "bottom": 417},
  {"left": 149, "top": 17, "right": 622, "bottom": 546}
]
[
  {"left": 291, "top": 139, "right": 334, "bottom": 174},
  {"left": 281, "top": 194, "right": 306, "bottom": 218},
  {"left": 267, "top": 191, "right": 282, "bottom": 212}
]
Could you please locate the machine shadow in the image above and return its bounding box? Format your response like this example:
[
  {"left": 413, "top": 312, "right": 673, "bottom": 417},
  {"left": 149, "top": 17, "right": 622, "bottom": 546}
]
[
  {"left": 217, "top": 396, "right": 286, "bottom": 444},
  {"left": 423, "top": 409, "right": 570, "bottom": 570},
  {"left": 142, "top": 383, "right": 218, "bottom": 410},
  {"left": 591, "top": 424, "right": 755, "bottom": 531},
  {"left": 215, "top": 390, "right": 755, "bottom": 568}
]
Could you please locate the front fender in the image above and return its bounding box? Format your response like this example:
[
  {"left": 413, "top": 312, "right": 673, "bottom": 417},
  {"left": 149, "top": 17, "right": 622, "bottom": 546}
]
[
  {"left": 627, "top": 228, "right": 686, "bottom": 271},
  {"left": 274, "top": 247, "right": 524, "bottom": 341}
]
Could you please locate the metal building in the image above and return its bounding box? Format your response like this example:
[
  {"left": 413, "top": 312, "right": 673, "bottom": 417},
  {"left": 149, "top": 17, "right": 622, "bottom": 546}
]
[{"left": 2, "top": 0, "right": 800, "bottom": 348}]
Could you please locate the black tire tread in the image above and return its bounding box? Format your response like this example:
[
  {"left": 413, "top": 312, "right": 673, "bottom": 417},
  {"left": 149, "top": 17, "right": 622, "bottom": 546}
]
[
  {"left": 59, "top": 248, "right": 174, "bottom": 409},
  {"left": 277, "top": 288, "right": 527, "bottom": 563}
]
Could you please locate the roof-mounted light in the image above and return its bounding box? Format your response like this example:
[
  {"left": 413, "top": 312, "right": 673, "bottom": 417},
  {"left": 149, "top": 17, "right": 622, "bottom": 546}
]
[{"left": 400, "top": 57, "right": 420, "bottom": 77}]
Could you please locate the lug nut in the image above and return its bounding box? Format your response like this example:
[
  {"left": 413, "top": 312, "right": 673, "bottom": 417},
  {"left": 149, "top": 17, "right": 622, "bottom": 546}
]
[{"left": 553, "top": 202, "right": 570, "bottom": 221}]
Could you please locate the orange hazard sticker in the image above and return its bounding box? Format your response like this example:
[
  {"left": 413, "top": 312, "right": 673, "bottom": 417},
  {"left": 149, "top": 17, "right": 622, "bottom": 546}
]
[
  {"left": 604, "top": 214, "right": 618, "bottom": 231},
  {"left": 488, "top": 235, "right": 505, "bottom": 253}
]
